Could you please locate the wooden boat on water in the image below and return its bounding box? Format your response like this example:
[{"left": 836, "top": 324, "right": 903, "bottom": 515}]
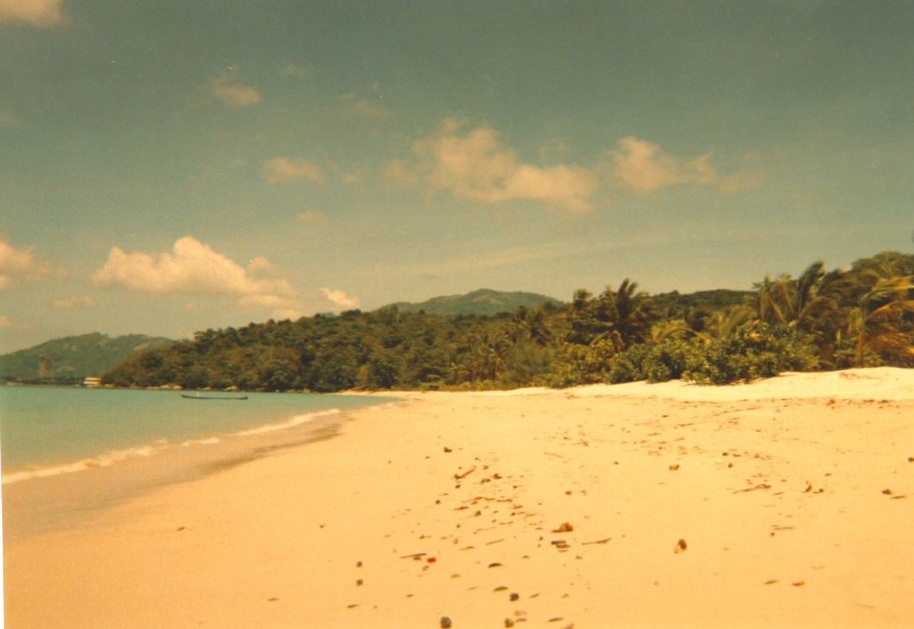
[{"left": 180, "top": 392, "right": 248, "bottom": 400}]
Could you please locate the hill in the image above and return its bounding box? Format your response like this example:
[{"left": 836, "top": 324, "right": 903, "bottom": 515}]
[
  {"left": 653, "top": 289, "right": 756, "bottom": 311},
  {"left": 385, "top": 288, "right": 563, "bottom": 317},
  {"left": 0, "top": 333, "right": 176, "bottom": 383}
]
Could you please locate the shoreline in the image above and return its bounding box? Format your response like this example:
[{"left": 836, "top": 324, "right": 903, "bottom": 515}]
[
  {"left": 5, "top": 369, "right": 914, "bottom": 627},
  {"left": 1, "top": 397, "right": 402, "bottom": 543}
]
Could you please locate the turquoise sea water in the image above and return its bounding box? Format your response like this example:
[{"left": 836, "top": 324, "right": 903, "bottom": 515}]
[{"left": 0, "top": 385, "right": 391, "bottom": 483}]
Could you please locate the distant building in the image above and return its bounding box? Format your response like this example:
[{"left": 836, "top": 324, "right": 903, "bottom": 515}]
[
  {"left": 83, "top": 377, "right": 102, "bottom": 388},
  {"left": 39, "top": 356, "right": 52, "bottom": 379}
]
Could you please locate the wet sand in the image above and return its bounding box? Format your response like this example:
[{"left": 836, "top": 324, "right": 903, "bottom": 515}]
[{"left": 5, "top": 368, "right": 914, "bottom": 627}]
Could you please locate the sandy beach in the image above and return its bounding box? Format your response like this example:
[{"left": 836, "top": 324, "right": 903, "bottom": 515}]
[{"left": 5, "top": 368, "right": 914, "bottom": 628}]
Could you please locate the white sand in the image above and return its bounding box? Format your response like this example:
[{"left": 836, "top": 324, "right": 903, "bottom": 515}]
[{"left": 5, "top": 368, "right": 914, "bottom": 627}]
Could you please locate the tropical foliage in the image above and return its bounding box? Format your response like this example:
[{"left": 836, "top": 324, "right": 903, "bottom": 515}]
[{"left": 102, "top": 251, "right": 914, "bottom": 391}]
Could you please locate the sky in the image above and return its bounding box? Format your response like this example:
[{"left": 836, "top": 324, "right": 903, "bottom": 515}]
[{"left": 1, "top": 0, "right": 913, "bottom": 353}]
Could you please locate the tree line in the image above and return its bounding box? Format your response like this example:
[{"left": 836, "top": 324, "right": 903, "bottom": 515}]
[{"left": 103, "top": 251, "right": 914, "bottom": 392}]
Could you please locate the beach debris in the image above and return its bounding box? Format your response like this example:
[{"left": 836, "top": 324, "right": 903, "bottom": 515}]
[
  {"left": 356, "top": 561, "right": 363, "bottom": 567},
  {"left": 444, "top": 447, "right": 453, "bottom": 453},
  {"left": 552, "top": 522, "right": 574, "bottom": 533},
  {"left": 400, "top": 552, "right": 427, "bottom": 559},
  {"left": 427, "top": 557, "right": 437, "bottom": 563},
  {"left": 674, "top": 538, "right": 688, "bottom": 553},
  {"left": 668, "top": 464, "right": 680, "bottom": 471},
  {"left": 505, "top": 619, "right": 515, "bottom": 627},
  {"left": 494, "top": 586, "right": 509, "bottom": 592},
  {"left": 582, "top": 537, "right": 612, "bottom": 545},
  {"left": 733, "top": 483, "right": 771, "bottom": 494},
  {"left": 440, "top": 615, "right": 453, "bottom": 628},
  {"left": 489, "top": 562, "right": 503, "bottom": 568},
  {"left": 454, "top": 466, "right": 477, "bottom": 480},
  {"left": 882, "top": 489, "right": 893, "bottom": 495},
  {"left": 176, "top": 526, "right": 186, "bottom": 531},
  {"left": 792, "top": 581, "right": 806, "bottom": 587},
  {"left": 268, "top": 597, "right": 279, "bottom": 602},
  {"left": 356, "top": 579, "right": 363, "bottom": 586},
  {"left": 510, "top": 592, "right": 520, "bottom": 601},
  {"left": 907, "top": 456, "right": 913, "bottom": 463},
  {"left": 763, "top": 580, "right": 778, "bottom": 585},
  {"left": 551, "top": 540, "right": 570, "bottom": 550}
]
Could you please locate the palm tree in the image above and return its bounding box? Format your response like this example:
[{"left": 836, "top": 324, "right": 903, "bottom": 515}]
[
  {"left": 846, "top": 273, "right": 914, "bottom": 367},
  {"left": 703, "top": 304, "right": 757, "bottom": 340},
  {"left": 650, "top": 318, "right": 693, "bottom": 344},
  {"left": 590, "top": 279, "right": 656, "bottom": 350}
]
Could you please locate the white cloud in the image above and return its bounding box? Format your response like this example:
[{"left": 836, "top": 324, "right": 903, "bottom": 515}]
[
  {"left": 52, "top": 295, "right": 96, "bottom": 310},
  {"left": 0, "top": 237, "right": 67, "bottom": 288},
  {"left": 610, "top": 136, "right": 717, "bottom": 195},
  {"left": 262, "top": 157, "right": 326, "bottom": 184},
  {"left": 0, "top": 0, "right": 62, "bottom": 26},
  {"left": 209, "top": 69, "right": 261, "bottom": 109},
  {"left": 0, "top": 238, "right": 34, "bottom": 273},
  {"left": 320, "top": 288, "right": 359, "bottom": 310},
  {"left": 90, "top": 236, "right": 301, "bottom": 317},
  {"left": 411, "top": 119, "right": 598, "bottom": 213}
]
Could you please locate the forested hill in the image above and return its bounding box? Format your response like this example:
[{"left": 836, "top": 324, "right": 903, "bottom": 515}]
[
  {"left": 103, "top": 251, "right": 914, "bottom": 392},
  {"left": 1, "top": 333, "right": 175, "bottom": 383},
  {"left": 386, "top": 288, "right": 563, "bottom": 316}
]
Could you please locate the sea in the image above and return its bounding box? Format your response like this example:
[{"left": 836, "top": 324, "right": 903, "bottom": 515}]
[{"left": 0, "top": 385, "right": 398, "bottom": 539}]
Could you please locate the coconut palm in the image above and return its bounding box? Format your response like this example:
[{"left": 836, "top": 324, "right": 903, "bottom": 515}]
[{"left": 846, "top": 273, "right": 914, "bottom": 367}]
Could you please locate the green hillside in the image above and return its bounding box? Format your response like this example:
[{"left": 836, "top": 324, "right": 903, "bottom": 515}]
[
  {"left": 387, "top": 288, "right": 563, "bottom": 316},
  {"left": 0, "top": 333, "right": 175, "bottom": 383}
]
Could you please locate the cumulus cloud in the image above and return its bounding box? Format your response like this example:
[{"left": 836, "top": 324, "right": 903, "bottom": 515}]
[
  {"left": 52, "top": 295, "right": 96, "bottom": 310},
  {"left": 410, "top": 119, "right": 598, "bottom": 213},
  {"left": 262, "top": 157, "right": 326, "bottom": 184},
  {"left": 0, "top": 237, "right": 67, "bottom": 288},
  {"left": 209, "top": 69, "right": 261, "bottom": 108},
  {"left": 610, "top": 136, "right": 718, "bottom": 195},
  {"left": 90, "top": 236, "right": 301, "bottom": 316},
  {"left": 0, "top": 238, "right": 34, "bottom": 274},
  {"left": 320, "top": 288, "right": 359, "bottom": 309},
  {"left": 0, "top": 0, "right": 62, "bottom": 26}
]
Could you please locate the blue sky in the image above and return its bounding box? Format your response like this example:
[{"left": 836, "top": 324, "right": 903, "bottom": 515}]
[{"left": 1, "top": 0, "right": 913, "bottom": 352}]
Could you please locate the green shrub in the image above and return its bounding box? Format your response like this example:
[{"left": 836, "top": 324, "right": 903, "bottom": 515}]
[{"left": 682, "top": 325, "right": 818, "bottom": 384}]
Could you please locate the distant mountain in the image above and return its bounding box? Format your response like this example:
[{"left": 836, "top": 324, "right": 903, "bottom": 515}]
[
  {"left": 0, "top": 333, "right": 176, "bottom": 382},
  {"left": 385, "top": 288, "right": 564, "bottom": 317}
]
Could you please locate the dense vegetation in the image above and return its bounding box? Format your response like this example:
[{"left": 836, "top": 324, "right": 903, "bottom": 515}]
[
  {"left": 1, "top": 333, "right": 175, "bottom": 384},
  {"left": 103, "top": 251, "right": 914, "bottom": 392}
]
